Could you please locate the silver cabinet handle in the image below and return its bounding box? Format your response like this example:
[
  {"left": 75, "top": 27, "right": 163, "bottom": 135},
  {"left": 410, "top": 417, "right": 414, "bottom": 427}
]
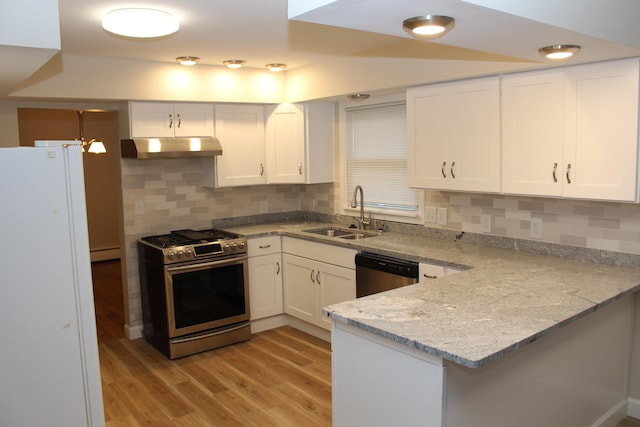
[
  {"left": 450, "top": 161, "right": 456, "bottom": 179},
  {"left": 441, "top": 161, "right": 447, "bottom": 178},
  {"left": 316, "top": 271, "right": 321, "bottom": 284},
  {"left": 566, "top": 163, "right": 572, "bottom": 184},
  {"left": 310, "top": 269, "right": 315, "bottom": 283},
  {"left": 177, "top": 113, "right": 182, "bottom": 128},
  {"left": 552, "top": 163, "right": 558, "bottom": 182},
  {"left": 259, "top": 163, "right": 264, "bottom": 176},
  {"left": 299, "top": 162, "right": 303, "bottom": 175},
  {"left": 258, "top": 244, "right": 271, "bottom": 249},
  {"left": 168, "top": 114, "right": 173, "bottom": 128},
  {"left": 276, "top": 262, "right": 280, "bottom": 275}
]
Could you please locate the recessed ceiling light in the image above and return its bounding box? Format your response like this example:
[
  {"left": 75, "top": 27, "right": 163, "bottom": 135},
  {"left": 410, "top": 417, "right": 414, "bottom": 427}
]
[
  {"left": 223, "top": 60, "right": 245, "bottom": 69},
  {"left": 538, "top": 44, "right": 581, "bottom": 60},
  {"left": 347, "top": 93, "right": 370, "bottom": 101},
  {"left": 402, "top": 15, "right": 455, "bottom": 39},
  {"left": 176, "top": 56, "right": 200, "bottom": 66},
  {"left": 102, "top": 8, "right": 179, "bottom": 38},
  {"left": 266, "top": 63, "right": 286, "bottom": 72}
]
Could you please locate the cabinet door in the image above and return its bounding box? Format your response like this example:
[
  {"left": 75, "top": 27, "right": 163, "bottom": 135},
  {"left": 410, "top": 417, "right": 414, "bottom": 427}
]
[
  {"left": 248, "top": 253, "right": 283, "bottom": 320},
  {"left": 501, "top": 70, "right": 565, "bottom": 197},
  {"left": 173, "top": 103, "right": 214, "bottom": 137},
  {"left": 130, "top": 102, "right": 175, "bottom": 137},
  {"left": 407, "top": 85, "right": 452, "bottom": 189},
  {"left": 317, "top": 263, "right": 355, "bottom": 330},
  {"left": 449, "top": 77, "right": 500, "bottom": 192},
  {"left": 265, "top": 103, "right": 305, "bottom": 184},
  {"left": 563, "top": 58, "right": 639, "bottom": 201},
  {"left": 214, "top": 104, "right": 266, "bottom": 187},
  {"left": 282, "top": 254, "right": 316, "bottom": 324}
]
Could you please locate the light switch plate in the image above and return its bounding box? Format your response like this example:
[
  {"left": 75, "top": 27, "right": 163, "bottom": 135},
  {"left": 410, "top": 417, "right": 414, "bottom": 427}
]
[
  {"left": 437, "top": 208, "right": 448, "bottom": 225},
  {"left": 134, "top": 199, "right": 144, "bottom": 215},
  {"left": 425, "top": 207, "right": 437, "bottom": 223},
  {"left": 530, "top": 218, "right": 543, "bottom": 239}
]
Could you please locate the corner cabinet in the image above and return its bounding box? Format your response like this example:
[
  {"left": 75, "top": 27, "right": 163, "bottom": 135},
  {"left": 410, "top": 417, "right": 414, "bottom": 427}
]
[
  {"left": 265, "top": 102, "right": 335, "bottom": 184},
  {"left": 502, "top": 58, "right": 640, "bottom": 202},
  {"left": 282, "top": 238, "right": 356, "bottom": 331},
  {"left": 407, "top": 76, "right": 501, "bottom": 193},
  {"left": 129, "top": 102, "right": 214, "bottom": 137},
  {"left": 213, "top": 104, "right": 266, "bottom": 187},
  {"left": 247, "top": 236, "right": 283, "bottom": 320}
]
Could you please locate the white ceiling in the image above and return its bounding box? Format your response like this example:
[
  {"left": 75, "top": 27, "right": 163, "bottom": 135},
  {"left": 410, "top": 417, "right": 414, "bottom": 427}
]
[{"left": 3, "top": 0, "right": 640, "bottom": 99}]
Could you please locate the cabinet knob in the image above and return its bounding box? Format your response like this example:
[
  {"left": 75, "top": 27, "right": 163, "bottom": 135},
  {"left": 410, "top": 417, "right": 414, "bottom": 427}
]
[{"left": 441, "top": 161, "right": 447, "bottom": 178}]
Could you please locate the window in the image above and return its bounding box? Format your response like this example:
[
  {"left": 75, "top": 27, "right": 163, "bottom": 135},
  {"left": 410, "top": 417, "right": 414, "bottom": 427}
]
[{"left": 344, "top": 100, "right": 420, "bottom": 218}]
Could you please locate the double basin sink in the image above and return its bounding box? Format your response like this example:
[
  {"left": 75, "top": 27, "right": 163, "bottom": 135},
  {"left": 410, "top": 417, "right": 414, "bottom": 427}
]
[{"left": 303, "top": 226, "right": 378, "bottom": 240}]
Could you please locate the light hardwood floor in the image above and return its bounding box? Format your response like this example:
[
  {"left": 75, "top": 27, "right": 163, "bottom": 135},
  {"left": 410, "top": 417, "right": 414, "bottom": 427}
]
[{"left": 92, "top": 259, "right": 639, "bottom": 426}]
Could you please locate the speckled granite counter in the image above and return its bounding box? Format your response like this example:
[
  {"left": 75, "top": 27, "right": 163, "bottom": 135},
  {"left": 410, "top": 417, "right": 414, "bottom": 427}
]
[{"left": 221, "top": 220, "right": 640, "bottom": 368}]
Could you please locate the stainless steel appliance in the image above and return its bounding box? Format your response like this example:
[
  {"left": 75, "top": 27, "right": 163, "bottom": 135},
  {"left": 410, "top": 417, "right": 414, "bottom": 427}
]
[
  {"left": 138, "top": 228, "right": 250, "bottom": 359},
  {"left": 355, "top": 252, "right": 419, "bottom": 297}
]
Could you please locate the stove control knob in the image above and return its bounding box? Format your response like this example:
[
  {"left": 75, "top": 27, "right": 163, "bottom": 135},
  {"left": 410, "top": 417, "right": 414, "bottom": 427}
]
[
  {"left": 223, "top": 244, "right": 231, "bottom": 252},
  {"left": 239, "top": 241, "right": 246, "bottom": 250},
  {"left": 167, "top": 251, "right": 175, "bottom": 260},
  {"left": 176, "top": 250, "right": 184, "bottom": 259},
  {"left": 232, "top": 243, "right": 238, "bottom": 250},
  {"left": 185, "top": 249, "right": 193, "bottom": 258}
]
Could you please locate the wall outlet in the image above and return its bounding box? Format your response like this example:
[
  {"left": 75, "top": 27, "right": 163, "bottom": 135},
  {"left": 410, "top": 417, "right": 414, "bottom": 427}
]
[
  {"left": 530, "top": 218, "right": 543, "bottom": 239},
  {"left": 260, "top": 200, "right": 268, "bottom": 214},
  {"left": 480, "top": 214, "right": 491, "bottom": 233},
  {"left": 134, "top": 199, "right": 144, "bottom": 215},
  {"left": 437, "top": 207, "right": 448, "bottom": 226},
  {"left": 425, "top": 207, "right": 437, "bottom": 224}
]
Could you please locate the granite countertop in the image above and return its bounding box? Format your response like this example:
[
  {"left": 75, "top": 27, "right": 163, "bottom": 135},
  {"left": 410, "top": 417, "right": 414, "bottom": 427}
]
[{"left": 224, "top": 220, "right": 640, "bottom": 368}]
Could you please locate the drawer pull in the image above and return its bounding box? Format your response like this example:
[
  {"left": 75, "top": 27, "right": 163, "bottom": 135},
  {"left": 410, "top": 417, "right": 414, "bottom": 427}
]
[
  {"left": 259, "top": 244, "right": 271, "bottom": 249},
  {"left": 310, "top": 269, "right": 315, "bottom": 283},
  {"left": 423, "top": 274, "right": 438, "bottom": 279},
  {"left": 566, "top": 163, "right": 572, "bottom": 184},
  {"left": 316, "top": 271, "right": 321, "bottom": 284},
  {"left": 450, "top": 161, "right": 456, "bottom": 179},
  {"left": 552, "top": 162, "right": 558, "bottom": 182},
  {"left": 276, "top": 262, "right": 280, "bottom": 275},
  {"left": 441, "top": 161, "right": 447, "bottom": 178}
]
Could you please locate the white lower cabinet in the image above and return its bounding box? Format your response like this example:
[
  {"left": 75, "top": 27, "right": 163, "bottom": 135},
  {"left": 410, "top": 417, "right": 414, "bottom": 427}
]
[
  {"left": 248, "top": 236, "right": 283, "bottom": 320},
  {"left": 282, "top": 238, "right": 356, "bottom": 331},
  {"left": 419, "top": 262, "right": 461, "bottom": 282}
]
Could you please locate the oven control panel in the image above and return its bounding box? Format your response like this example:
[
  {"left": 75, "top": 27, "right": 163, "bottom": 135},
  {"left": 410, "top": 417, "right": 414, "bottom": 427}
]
[{"left": 162, "top": 239, "right": 247, "bottom": 263}]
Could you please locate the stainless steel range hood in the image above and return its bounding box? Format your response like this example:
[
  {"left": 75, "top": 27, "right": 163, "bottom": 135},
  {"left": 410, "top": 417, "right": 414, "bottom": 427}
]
[{"left": 121, "top": 137, "right": 223, "bottom": 159}]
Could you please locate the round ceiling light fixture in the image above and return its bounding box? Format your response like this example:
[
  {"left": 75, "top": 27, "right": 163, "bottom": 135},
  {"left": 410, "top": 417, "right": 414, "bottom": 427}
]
[
  {"left": 402, "top": 15, "right": 455, "bottom": 39},
  {"left": 176, "top": 56, "right": 200, "bottom": 66},
  {"left": 538, "top": 44, "right": 581, "bottom": 60},
  {"left": 223, "top": 60, "right": 245, "bottom": 69},
  {"left": 102, "top": 8, "right": 179, "bottom": 38},
  {"left": 266, "top": 63, "right": 287, "bottom": 72}
]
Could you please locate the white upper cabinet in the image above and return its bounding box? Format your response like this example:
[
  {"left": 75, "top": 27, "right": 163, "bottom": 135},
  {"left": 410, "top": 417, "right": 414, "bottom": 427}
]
[
  {"left": 502, "top": 58, "right": 639, "bottom": 202},
  {"left": 407, "top": 76, "right": 501, "bottom": 193},
  {"left": 214, "top": 104, "right": 266, "bottom": 187},
  {"left": 130, "top": 102, "right": 214, "bottom": 137},
  {"left": 265, "top": 102, "right": 334, "bottom": 184}
]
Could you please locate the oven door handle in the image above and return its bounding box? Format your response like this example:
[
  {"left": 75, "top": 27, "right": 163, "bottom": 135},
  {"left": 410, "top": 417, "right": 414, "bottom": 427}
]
[{"left": 166, "top": 255, "right": 248, "bottom": 273}]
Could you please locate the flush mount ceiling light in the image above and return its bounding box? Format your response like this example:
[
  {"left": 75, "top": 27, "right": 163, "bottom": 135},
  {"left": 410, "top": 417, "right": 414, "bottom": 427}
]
[
  {"left": 223, "top": 60, "right": 245, "bottom": 69},
  {"left": 347, "top": 93, "right": 370, "bottom": 101},
  {"left": 102, "top": 8, "right": 179, "bottom": 38},
  {"left": 538, "top": 44, "right": 581, "bottom": 60},
  {"left": 176, "top": 56, "right": 200, "bottom": 66},
  {"left": 266, "top": 63, "right": 286, "bottom": 72},
  {"left": 402, "top": 15, "right": 455, "bottom": 39}
]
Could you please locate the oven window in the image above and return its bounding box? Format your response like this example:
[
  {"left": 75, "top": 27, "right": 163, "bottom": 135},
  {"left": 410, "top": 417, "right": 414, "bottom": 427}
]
[{"left": 171, "top": 263, "right": 246, "bottom": 329}]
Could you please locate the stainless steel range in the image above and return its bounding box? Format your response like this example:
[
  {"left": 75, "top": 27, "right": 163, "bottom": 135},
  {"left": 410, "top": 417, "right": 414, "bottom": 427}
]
[{"left": 138, "top": 228, "right": 250, "bottom": 359}]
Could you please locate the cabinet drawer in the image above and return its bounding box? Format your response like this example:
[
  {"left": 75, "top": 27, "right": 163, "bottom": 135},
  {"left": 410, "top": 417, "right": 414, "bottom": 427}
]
[
  {"left": 282, "top": 237, "right": 357, "bottom": 270},
  {"left": 248, "top": 236, "right": 281, "bottom": 256}
]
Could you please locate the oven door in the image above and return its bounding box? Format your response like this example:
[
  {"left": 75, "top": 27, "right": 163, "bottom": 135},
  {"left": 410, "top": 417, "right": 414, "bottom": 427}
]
[{"left": 165, "top": 255, "right": 250, "bottom": 337}]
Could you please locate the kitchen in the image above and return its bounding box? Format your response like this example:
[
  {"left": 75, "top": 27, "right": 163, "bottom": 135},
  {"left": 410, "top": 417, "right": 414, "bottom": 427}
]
[{"left": 3, "top": 0, "right": 640, "bottom": 426}]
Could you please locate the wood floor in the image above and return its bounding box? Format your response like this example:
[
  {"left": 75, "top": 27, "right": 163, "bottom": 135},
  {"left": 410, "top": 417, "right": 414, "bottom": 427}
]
[{"left": 92, "top": 259, "right": 639, "bottom": 427}]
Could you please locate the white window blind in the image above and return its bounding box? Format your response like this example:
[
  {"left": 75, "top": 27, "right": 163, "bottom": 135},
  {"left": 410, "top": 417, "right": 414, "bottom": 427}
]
[{"left": 345, "top": 101, "right": 419, "bottom": 213}]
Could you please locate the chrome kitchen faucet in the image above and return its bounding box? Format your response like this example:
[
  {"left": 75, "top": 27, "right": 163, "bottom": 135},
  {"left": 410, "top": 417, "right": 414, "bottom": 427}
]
[{"left": 351, "top": 185, "right": 371, "bottom": 230}]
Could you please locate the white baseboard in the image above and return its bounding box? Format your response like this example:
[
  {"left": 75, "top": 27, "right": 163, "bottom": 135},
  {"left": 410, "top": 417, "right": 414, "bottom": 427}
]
[
  {"left": 589, "top": 400, "right": 628, "bottom": 427},
  {"left": 125, "top": 324, "right": 144, "bottom": 340},
  {"left": 628, "top": 398, "right": 640, "bottom": 419},
  {"left": 250, "top": 315, "right": 287, "bottom": 334}
]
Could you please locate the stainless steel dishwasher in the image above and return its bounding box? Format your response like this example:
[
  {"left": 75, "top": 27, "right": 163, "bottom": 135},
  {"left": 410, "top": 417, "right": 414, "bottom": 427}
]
[{"left": 355, "top": 252, "right": 419, "bottom": 298}]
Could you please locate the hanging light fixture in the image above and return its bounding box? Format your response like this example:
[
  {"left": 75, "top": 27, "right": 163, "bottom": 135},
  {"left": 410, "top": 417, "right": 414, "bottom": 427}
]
[
  {"left": 77, "top": 111, "right": 106, "bottom": 154},
  {"left": 402, "top": 15, "right": 455, "bottom": 39},
  {"left": 538, "top": 44, "right": 581, "bottom": 60},
  {"left": 223, "top": 60, "right": 245, "bottom": 69},
  {"left": 102, "top": 8, "right": 179, "bottom": 38}
]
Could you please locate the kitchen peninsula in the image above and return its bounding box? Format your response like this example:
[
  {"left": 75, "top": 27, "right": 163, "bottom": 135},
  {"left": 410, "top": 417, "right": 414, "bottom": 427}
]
[{"left": 222, "top": 218, "right": 640, "bottom": 427}]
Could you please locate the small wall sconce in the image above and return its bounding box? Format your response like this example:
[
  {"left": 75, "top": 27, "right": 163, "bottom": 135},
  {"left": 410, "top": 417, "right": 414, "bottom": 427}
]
[
  {"left": 538, "top": 45, "right": 581, "bottom": 60},
  {"left": 402, "top": 15, "right": 455, "bottom": 39}
]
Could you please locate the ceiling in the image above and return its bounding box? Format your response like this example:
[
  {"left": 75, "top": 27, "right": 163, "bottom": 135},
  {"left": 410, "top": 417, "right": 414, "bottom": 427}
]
[{"left": 3, "top": 0, "right": 640, "bottom": 100}]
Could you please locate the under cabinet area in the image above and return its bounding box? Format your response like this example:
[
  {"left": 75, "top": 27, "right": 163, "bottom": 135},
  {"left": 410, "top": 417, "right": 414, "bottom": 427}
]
[
  {"left": 129, "top": 101, "right": 214, "bottom": 137},
  {"left": 282, "top": 238, "right": 356, "bottom": 331},
  {"left": 247, "top": 236, "right": 283, "bottom": 321},
  {"left": 502, "top": 58, "right": 639, "bottom": 202},
  {"left": 407, "top": 76, "right": 501, "bottom": 193}
]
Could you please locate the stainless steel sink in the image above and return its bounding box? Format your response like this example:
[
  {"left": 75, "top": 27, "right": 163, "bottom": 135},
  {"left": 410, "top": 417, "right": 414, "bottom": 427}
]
[{"left": 303, "top": 227, "right": 377, "bottom": 240}]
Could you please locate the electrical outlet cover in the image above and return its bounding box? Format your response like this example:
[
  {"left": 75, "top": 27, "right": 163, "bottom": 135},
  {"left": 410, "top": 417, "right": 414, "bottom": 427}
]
[
  {"left": 530, "top": 218, "right": 543, "bottom": 239},
  {"left": 437, "top": 208, "right": 447, "bottom": 226}
]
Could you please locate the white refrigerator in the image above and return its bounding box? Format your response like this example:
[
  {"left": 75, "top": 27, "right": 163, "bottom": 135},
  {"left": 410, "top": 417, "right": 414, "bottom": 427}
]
[{"left": 0, "top": 142, "right": 105, "bottom": 426}]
